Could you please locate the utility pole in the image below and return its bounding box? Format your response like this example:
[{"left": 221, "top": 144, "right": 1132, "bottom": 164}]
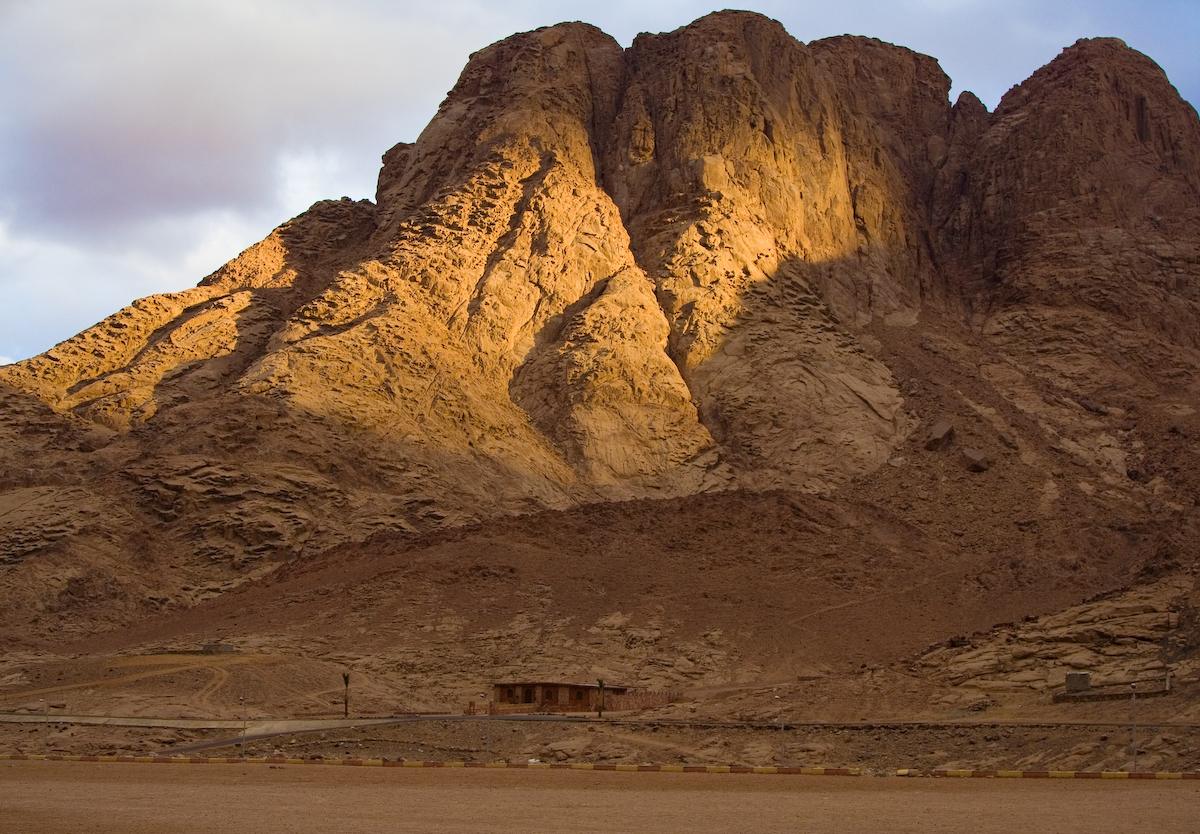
[
  {"left": 596, "top": 679, "right": 605, "bottom": 719},
  {"left": 479, "top": 694, "right": 490, "bottom": 762},
  {"left": 343, "top": 672, "right": 351, "bottom": 718},
  {"left": 1130, "top": 682, "right": 1138, "bottom": 773},
  {"left": 240, "top": 696, "right": 247, "bottom": 759}
]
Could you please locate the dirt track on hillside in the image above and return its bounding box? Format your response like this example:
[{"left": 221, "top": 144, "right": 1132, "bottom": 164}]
[{"left": 2, "top": 761, "right": 1197, "bottom": 834}]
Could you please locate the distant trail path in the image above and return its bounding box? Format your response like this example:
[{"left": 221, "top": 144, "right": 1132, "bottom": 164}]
[
  {"left": 0, "top": 654, "right": 282, "bottom": 707},
  {"left": 194, "top": 666, "right": 230, "bottom": 712},
  {"left": 0, "top": 658, "right": 254, "bottom": 703},
  {"left": 786, "top": 566, "right": 967, "bottom": 628}
]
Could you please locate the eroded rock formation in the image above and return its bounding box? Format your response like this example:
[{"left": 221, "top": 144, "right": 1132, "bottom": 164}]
[{"left": 2, "top": 11, "right": 1200, "bottom": 643}]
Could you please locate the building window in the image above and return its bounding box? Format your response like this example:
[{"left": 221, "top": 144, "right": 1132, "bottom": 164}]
[{"left": 506, "top": 688, "right": 514, "bottom": 702}]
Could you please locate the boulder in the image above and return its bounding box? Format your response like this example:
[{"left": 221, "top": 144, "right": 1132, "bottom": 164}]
[
  {"left": 962, "top": 448, "right": 991, "bottom": 472},
  {"left": 925, "top": 422, "right": 956, "bottom": 451}
]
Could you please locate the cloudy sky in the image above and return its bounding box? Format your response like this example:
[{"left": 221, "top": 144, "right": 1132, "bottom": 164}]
[{"left": 1, "top": 0, "right": 1197, "bottom": 365}]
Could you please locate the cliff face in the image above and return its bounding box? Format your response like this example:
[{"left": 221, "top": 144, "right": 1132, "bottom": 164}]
[
  {"left": 937, "top": 37, "right": 1200, "bottom": 323},
  {"left": 930, "top": 36, "right": 1200, "bottom": 483},
  {"left": 3, "top": 12, "right": 1200, "bottom": 641}
]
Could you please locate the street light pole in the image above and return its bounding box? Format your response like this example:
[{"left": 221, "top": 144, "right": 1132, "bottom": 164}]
[{"left": 1130, "top": 682, "right": 1138, "bottom": 773}]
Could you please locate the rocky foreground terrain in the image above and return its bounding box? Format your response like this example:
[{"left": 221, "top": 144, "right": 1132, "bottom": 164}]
[{"left": 2, "top": 11, "right": 1200, "bottom": 764}]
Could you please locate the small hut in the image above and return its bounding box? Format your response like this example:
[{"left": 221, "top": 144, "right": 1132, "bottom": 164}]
[{"left": 492, "top": 681, "right": 628, "bottom": 712}]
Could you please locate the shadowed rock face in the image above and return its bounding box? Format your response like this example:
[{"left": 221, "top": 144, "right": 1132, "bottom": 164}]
[
  {"left": 2, "top": 11, "right": 1200, "bottom": 641},
  {"left": 937, "top": 37, "right": 1200, "bottom": 322}
]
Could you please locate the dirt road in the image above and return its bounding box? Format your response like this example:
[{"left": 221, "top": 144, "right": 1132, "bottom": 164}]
[{"left": 1, "top": 761, "right": 1196, "bottom": 833}]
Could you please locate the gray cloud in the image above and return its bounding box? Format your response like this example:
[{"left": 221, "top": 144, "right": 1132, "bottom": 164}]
[
  {"left": 0, "top": 0, "right": 495, "bottom": 238},
  {"left": 0, "top": 0, "right": 1196, "bottom": 361}
]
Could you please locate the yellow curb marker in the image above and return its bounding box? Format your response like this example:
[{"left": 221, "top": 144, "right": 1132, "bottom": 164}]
[
  {"left": 12, "top": 754, "right": 1190, "bottom": 780},
  {"left": 902, "top": 767, "right": 1200, "bottom": 780},
  {"left": 0, "top": 753, "right": 857, "bottom": 774}
]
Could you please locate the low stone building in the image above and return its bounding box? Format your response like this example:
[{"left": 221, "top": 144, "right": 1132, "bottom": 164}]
[{"left": 492, "top": 681, "right": 628, "bottom": 712}]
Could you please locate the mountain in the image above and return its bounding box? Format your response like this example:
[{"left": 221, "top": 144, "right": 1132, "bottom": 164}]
[{"left": 2, "top": 9, "right": 1199, "bottom": 718}]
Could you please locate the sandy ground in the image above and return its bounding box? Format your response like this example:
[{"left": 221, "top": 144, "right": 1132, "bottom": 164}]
[{"left": 1, "top": 761, "right": 1197, "bottom": 834}]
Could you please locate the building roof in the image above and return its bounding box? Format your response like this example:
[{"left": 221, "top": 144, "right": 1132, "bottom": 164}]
[{"left": 491, "top": 681, "right": 628, "bottom": 690}]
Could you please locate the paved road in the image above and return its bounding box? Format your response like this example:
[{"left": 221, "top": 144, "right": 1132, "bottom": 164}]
[
  {"left": 0, "top": 712, "right": 412, "bottom": 731},
  {"left": 5, "top": 711, "right": 1198, "bottom": 729}
]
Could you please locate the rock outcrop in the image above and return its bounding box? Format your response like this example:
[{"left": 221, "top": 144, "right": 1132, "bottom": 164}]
[
  {"left": 2, "top": 12, "right": 1200, "bottom": 644},
  {"left": 920, "top": 577, "right": 1191, "bottom": 709}
]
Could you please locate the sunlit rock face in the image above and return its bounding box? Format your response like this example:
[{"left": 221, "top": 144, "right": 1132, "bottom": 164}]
[{"left": 2, "top": 12, "right": 1199, "bottom": 640}]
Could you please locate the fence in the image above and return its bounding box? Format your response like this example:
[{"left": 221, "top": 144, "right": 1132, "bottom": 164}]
[
  {"left": 477, "top": 690, "right": 681, "bottom": 715},
  {"left": 604, "top": 691, "right": 681, "bottom": 712}
]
